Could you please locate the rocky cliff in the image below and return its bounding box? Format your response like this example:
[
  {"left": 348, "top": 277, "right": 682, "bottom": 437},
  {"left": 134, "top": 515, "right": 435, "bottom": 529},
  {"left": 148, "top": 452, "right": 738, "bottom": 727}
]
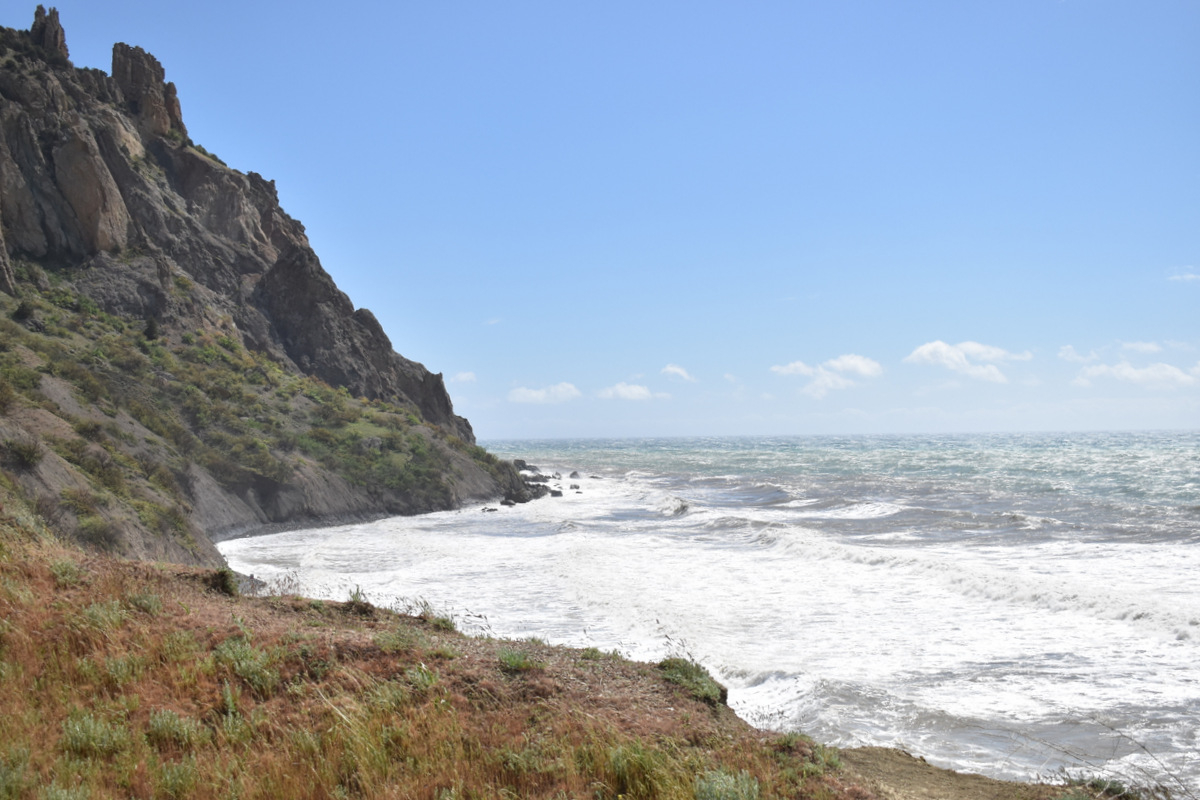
[{"left": 0, "top": 8, "right": 529, "bottom": 567}]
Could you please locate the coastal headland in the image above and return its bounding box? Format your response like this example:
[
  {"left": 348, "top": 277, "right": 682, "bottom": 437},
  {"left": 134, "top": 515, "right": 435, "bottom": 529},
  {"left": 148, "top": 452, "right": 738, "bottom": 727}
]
[{"left": 0, "top": 8, "right": 1153, "bottom": 798}]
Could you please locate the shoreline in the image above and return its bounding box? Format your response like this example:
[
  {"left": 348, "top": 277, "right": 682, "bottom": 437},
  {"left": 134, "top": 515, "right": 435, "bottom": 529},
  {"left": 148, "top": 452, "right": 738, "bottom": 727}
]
[{"left": 215, "top": 453, "right": 1196, "bottom": 796}]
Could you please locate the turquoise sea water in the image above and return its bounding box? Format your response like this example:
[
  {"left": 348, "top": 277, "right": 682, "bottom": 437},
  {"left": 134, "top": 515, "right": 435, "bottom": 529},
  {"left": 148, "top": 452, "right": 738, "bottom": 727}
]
[{"left": 221, "top": 431, "right": 1200, "bottom": 790}]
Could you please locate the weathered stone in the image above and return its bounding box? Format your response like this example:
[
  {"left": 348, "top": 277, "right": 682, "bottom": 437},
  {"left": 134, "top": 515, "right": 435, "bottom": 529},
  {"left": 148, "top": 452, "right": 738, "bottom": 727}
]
[
  {"left": 0, "top": 8, "right": 531, "bottom": 566},
  {"left": 52, "top": 121, "right": 131, "bottom": 253},
  {"left": 30, "top": 5, "right": 68, "bottom": 61},
  {"left": 111, "top": 43, "right": 186, "bottom": 139},
  {"left": 0, "top": 221, "right": 14, "bottom": 295}
]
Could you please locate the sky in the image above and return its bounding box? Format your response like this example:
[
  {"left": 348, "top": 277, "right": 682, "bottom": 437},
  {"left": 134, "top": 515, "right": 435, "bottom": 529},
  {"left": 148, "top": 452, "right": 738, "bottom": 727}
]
[{"left": 7, "top": 2, "right": 1198, "bottom": 439}]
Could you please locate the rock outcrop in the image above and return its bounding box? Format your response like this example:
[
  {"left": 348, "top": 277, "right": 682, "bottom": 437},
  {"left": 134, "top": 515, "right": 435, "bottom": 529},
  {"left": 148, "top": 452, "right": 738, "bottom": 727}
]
[
  {"left": 0, "top": 8, "right": 530, "bottom": 566},
  {"left": 111, "top": 43, "right": 186, "bottom": 140},
  {"left": 0, "top": 7, "right": 472, "bottom": 440},
  {"left": 28, "top": 5, "right": 66, "bottom": 62}
]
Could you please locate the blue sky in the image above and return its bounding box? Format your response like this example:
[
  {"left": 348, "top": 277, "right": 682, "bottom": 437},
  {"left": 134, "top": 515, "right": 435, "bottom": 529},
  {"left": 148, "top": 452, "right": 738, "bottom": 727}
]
[{"left": 10, "top": 2, "right": 1197, "bottom": 438}]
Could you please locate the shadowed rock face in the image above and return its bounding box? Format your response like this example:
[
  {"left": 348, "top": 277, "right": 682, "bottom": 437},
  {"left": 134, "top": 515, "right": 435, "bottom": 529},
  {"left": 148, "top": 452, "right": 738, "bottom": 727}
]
[
  {"left": 29, "top": 5, "right": 66, "bottom": 61},
  {"left": 0, "top": 8, "right": 474, "bottom": 442}
]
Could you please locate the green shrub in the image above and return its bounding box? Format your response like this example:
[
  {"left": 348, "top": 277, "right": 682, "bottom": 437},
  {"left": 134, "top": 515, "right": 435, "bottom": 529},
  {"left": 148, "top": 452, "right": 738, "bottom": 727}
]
[
  {"left": 146, "top": 710, "right": 209, "bottom": 751},
  {"left": 214, "top": 637, "right": 279, "bottom": 697},
  {"left": 405, "top": 664, "right": 438, "bottom": 693},
  {"left": 38, "top": 785, "right": 90, "bottom": 800},
  {"left": 1, "top": 438, "right": 42, "bottom": 469},
  {"left": 206, "top": 566, "right": 239, "bottom": 597},
  {"left": 0, "top": 381, "right": 15, "bottom": 414},
  {"left": 0, "top": 363, "right": 40, "bottom": 391},
  {"left": 695, "top": 769, "right": 760, "bottom": 800},
  {"left": 60, "top": 488, "right": 104, "bottom": 515},
  {"left": 161, "top": 631, "right": 199, "bottom": 663},
  {"left": 607, "top": 742, "right": 669, "bottom": 800},
  {"left": 657, "top": 658, "right": 727, "bottom": 706},
  {"left": 155, "top": 757, "right": 198, "bottom": 799},
  {"left": 125, "top": 591, "right": 162, "bottom": 615},
  {"left": 345, "top": 585, "right": 374, "bottom": 616},
  {"left": 81, "top": 600, "right": 127, "bottom": 631},
  {"left": 101, "top": 654, "right": 143, "bottom": 688},
  {"left": 60, "top": 712, "right": 129, "bottom": 758},
  {"left": 10, "top": 300, "right": 34, "bottom": 321},
  {"left": 72, "top": 419, "right": 104, "bottom": 440},
  {"left": 49, "top": 559, "right": 84, "bottom": 587},
  {"left": 498, "top": 648, "right": 543, "bottom": 673},
  {"left": 0, "top": 747, "right": 31, "bottom": 799},
  {"left": 76, "top": 515, "right": 119, "bottom": 551}
]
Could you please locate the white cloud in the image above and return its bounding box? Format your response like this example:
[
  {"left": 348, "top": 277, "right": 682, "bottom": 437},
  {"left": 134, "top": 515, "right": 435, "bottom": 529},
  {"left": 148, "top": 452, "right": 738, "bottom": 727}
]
[
  {"left": 823, "top": 354, "right": 884, "bottom": 377},
  {"left": 904, "top": 340, "right": 1030, "bottom": 383},
  {"left": 450, "top": 371, "right": 476, "bottom": 383},
  {"left": 507, "top": 382, "right": 581, "bottom": 404},
  {"left": 1121, "top": 341, "right": 1162, "bottom": 354},
  {"left": 1058, "top": 345, "right": 1098, "bottom": 363},
  {"left": 661, "top": 364, "right": 697, "bottom": 382},
  {"left": 598, "top": 382, "right": 668, "bottom": 400},
  {"left": 771, "top": 354, "right": 883, "bottom": 398},
  {"left": 770, "top": 361, "right": 814, "bottom": 377},
  {"left": 957, "top": 341, "right": 1032, "bottom": 362},
  {"left": 1075, "top": 361, "right": 1198, "bottom": 389},
  {"left": 1168, "top": 270, "right": 1199, "bottom": 282}
]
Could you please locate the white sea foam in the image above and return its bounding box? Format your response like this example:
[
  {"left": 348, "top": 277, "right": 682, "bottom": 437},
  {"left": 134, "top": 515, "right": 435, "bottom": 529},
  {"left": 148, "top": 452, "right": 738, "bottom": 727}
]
[{"left": 220, "top": 432, "right": 1200, "bottom": 790}]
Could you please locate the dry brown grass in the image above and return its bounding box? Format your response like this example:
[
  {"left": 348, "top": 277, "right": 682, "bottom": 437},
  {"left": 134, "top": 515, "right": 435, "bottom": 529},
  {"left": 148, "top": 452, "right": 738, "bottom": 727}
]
[{"left": 0, "top": 495, "right": 880, "bottom": 800}]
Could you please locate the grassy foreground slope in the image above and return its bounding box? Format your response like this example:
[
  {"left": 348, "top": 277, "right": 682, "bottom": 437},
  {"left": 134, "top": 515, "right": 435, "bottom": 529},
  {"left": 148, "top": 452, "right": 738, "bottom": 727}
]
[
  {"left": 0, "top": 487, "right": 1108, "bottom": 800},
  {"left": 0, "top": 492, "right": 869, "bottom": 800}
]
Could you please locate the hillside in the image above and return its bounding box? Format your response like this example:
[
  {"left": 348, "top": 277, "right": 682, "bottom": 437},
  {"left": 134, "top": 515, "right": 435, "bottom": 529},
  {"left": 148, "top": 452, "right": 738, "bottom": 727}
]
[
  {"left": 0, "top": 494, "right": 1092, "bottom": 800},
  {"left": 0, "top": 7, "right": 529, "bottom": 567}
]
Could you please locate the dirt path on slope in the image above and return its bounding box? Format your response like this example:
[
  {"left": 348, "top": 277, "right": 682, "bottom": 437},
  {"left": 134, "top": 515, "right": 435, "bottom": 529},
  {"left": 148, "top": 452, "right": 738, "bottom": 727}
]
[{"left": 841, "top": 747, "right": 1067, "bottom": 800}]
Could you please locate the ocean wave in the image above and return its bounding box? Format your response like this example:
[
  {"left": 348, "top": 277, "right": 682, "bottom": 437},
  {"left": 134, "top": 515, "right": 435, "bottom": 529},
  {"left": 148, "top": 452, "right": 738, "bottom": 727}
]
[{"left": 784, "top": 500, "right": 905, "bottom": 520}]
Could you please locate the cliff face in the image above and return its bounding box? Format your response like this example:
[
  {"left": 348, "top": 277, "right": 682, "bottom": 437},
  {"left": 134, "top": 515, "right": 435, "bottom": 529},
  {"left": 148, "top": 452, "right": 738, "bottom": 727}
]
[
  {"left": 0, "top": 8, "right": 528, "bottom": 566},
  {"left": 0, "top": 9, "right": 472, "bottom": 441}
]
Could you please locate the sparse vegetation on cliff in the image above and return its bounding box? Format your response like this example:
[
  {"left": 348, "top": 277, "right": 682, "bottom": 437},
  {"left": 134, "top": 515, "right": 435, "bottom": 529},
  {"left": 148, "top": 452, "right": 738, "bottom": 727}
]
[
  {"left": 0, "top": 7, "right": 527, "bottom": 565},
  {"left": 0, "top": 281, "right": 518, "bottom": 564}
]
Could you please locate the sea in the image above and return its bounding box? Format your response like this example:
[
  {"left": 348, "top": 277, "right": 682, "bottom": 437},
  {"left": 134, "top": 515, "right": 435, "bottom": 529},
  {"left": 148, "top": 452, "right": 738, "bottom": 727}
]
[{"left": 218, "top": 431, "right": 1200, "bottom": 792}]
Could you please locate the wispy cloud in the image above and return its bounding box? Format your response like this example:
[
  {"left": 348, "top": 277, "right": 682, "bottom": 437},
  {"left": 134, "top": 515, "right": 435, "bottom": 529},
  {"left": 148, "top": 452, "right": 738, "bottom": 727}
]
[
  {"left": 1058, "top": 345, "right": 1098, "bottom": 364},
  {"left": 450, "top": 371, "right": 476, "bottom": 383},
  {"left": 823, "top": 354, "right": 884, "bottom": 377},
  {"left": 904, "top": 340, "right": 1030, "bottom": 383},
  {"left": 598, "top": 382, "right": 669, "bottom": 400},
  {"left": 1121, "top": 341, "right": 1162, "bottom": 354},
  {"left": 507, "top": 382, "right": 581, "bottom": 404},
  {"left": 1168, "top": 269, "right": 1199, "bottom": 282},
  {"left": 661, "top": 364, "right": 697, "bottom": 382},
  {"left": 770, "top": 361, "right": 815, "bottom": 377},
  {"left": 770, "top": 354, "right": 883, "bottom": 398},
  {"left": 1074, "top": 361, "right": 1198, "bottom": 389}
]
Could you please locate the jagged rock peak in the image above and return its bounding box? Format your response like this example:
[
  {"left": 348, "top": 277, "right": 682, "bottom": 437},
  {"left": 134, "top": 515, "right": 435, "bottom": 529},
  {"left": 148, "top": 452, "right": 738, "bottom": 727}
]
[
  {"left": 112, "top": 42, "right": 187, "bottom": 139},
  {"left": 29, "top": 5, "right": 68, "bottom": 61}
]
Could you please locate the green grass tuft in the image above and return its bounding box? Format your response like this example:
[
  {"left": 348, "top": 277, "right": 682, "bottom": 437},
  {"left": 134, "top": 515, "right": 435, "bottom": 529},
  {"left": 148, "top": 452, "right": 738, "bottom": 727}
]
[{"left": 658, "top": 658, "right": 727, "bottom": 706}]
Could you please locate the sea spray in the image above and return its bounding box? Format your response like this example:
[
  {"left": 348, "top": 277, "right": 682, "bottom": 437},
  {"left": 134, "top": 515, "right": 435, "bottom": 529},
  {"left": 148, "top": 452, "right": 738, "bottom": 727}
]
[{"left": 220, "top": 431, "right": 1200, "bottom": 790}]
